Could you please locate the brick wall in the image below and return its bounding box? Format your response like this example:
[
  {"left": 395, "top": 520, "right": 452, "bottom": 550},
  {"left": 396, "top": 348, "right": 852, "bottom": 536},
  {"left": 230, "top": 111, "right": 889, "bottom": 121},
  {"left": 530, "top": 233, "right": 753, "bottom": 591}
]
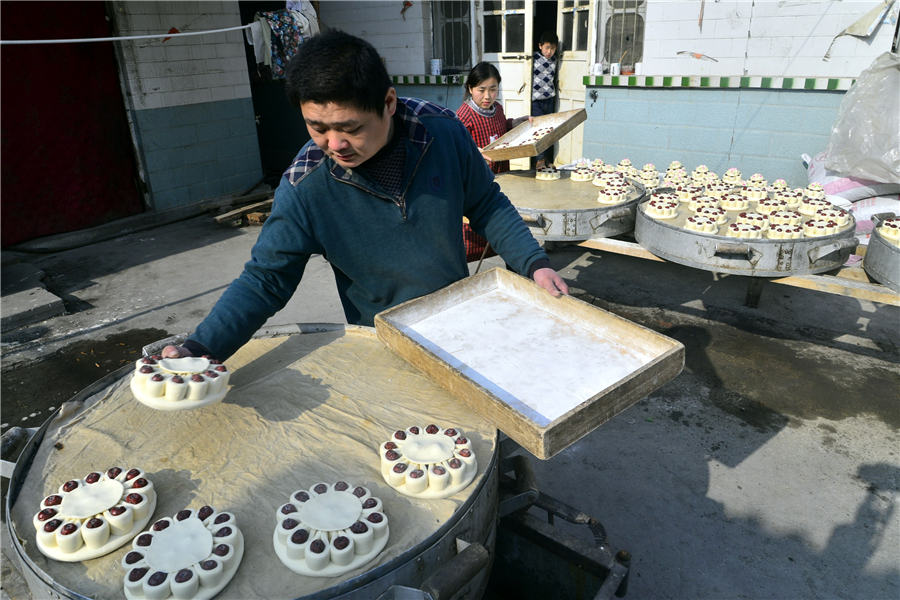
[
  {"left": 643, "top": 1, "right": 897, "bottom": 77},
  {"left": 582, "top": 86, "right": 843, "bottom": 186},
  {"left": 317, "top": 1, "right": 430, "bottom": 75},
  {"left": 113, "top": 1, "right": 262, "bottom": 211}
]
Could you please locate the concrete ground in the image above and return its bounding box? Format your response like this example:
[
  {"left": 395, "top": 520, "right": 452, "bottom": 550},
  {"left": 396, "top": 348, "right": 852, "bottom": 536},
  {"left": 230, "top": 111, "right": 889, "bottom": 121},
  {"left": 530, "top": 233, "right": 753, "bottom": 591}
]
[{"left": 1, "top": 213, "right": 898, "bottom": 599}]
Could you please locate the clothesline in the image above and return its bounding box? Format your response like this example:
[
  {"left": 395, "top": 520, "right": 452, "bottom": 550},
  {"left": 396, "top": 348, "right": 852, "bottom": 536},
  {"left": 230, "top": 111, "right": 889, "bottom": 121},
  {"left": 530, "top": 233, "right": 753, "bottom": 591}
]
[{"left": 0, "top": 24, "right": 252, "bottom": 45}]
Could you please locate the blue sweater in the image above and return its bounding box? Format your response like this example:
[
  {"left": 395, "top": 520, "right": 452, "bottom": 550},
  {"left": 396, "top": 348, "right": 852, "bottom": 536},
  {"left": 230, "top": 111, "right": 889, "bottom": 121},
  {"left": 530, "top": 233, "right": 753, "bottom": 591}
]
[{"left": 189, "top": 98, "right": 548, "bottom": 359}]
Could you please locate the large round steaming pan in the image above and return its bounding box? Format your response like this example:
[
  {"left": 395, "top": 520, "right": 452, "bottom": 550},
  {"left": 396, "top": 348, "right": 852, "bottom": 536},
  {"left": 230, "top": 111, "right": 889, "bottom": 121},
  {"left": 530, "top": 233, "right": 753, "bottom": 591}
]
[
  {"left": 6, "top": 325, "right": 499, "bottom": 599},
  {"left": 863, "top": 218, "right": 900, "bottom": 292},
  {"left": 498, "top": 171, "right": 646, "bottom": 241},
  {"left": 634, "top": 204, "right": 858, "bottom": 277}
]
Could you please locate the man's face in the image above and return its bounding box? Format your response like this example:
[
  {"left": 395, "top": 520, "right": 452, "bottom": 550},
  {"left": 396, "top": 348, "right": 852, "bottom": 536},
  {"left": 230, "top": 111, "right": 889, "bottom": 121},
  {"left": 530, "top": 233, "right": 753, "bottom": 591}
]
[
  {"left": 539, "top": 42, "right": 557, "bottom": 59},
  {"left": 301, "top": 88, "right": 397, "bottom": 168}
]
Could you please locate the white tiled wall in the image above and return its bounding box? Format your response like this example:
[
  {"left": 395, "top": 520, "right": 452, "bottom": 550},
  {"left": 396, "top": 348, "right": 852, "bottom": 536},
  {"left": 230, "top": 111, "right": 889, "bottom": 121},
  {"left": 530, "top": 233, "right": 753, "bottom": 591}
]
[
  {"left": 641, "top": 0, "right": 897, "bottom": 77},
  {"left": 317, "top": 0, "right": 430, "bottom": 75},
  {"left": 113, "top": 1, "right": 251, "bottom": 110}
]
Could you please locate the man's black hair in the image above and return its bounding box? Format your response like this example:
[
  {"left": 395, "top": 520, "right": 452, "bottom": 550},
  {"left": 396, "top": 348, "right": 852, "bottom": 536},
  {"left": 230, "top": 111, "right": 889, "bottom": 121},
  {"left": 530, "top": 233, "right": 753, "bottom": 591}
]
[
  {"left": 538, "top": 31, "right": 559, "bottom": 46},
  {"left": 286, "top": 30, "right": 392, "bottom": 115}
]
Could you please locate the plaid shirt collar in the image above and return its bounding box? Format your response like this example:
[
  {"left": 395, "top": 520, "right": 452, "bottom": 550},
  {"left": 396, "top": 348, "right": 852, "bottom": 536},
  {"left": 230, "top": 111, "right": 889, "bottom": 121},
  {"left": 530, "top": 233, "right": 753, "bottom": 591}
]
[{"left": 284, "top": 97, "right": 455, "bottom": 186}]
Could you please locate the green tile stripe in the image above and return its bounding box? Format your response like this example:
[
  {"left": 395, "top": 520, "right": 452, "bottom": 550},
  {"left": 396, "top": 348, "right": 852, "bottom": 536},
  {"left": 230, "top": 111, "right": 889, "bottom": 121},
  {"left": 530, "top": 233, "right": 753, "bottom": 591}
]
[{"left": 581, "top": 74, "right": 854, "bottom": 91}]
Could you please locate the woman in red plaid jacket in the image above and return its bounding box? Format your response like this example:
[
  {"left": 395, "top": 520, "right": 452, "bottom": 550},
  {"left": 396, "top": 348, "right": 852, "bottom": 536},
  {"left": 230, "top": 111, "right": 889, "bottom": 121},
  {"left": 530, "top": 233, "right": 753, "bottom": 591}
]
[{"left": 456, "top": 62, "right": 530, "bottom": 261}]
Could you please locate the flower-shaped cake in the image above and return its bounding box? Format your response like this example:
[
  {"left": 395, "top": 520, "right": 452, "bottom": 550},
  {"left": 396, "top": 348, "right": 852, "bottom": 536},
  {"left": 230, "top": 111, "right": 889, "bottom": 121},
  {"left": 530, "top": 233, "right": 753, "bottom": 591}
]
[
  {"left": 878, "top": 217, "right": 900, "bottom": 246},
  {"left": 34, "top": 467, "right": 156, "bottom": 561},
  {"left": 273, "top": 482, "right": 389, "bottom": 577},
  {"left": 122, "top": 506, "right": 243, "bottom": 600},
  {"left": 131, "top": 356, "right": 230, "bottom": 411},
  {"left": 379, "top": 425, "right": 477, "bottom": 498}
]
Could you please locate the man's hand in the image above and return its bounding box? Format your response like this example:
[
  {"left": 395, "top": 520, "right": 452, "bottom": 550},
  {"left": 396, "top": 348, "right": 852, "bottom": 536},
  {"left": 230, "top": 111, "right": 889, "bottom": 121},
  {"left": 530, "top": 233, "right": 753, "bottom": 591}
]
[
  {"left": 532, "top": 267, "right": 569, "bottom": 297},
  {"left": 161, "top": 345, "right": 193, "bottom": 359}
]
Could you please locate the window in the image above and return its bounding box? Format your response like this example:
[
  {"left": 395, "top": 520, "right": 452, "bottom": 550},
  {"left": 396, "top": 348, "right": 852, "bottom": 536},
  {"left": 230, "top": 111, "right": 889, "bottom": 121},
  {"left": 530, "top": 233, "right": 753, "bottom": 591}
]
[
  {"left": 560, "top": 0, "right": 590, "bottom": 53},
  {"left": 482, "top": 0, "right": 527, "bottom": 54},
  {"left": 596, "top": 0, "right": 645, "bottom": 66},
  {"left": 432, "top": 1, "right": 472, "bottom": 73}
]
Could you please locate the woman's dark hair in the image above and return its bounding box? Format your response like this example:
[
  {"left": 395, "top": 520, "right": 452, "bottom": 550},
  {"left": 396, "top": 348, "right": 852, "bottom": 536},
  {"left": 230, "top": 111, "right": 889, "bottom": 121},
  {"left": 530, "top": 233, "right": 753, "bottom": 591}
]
[
  {"left": 285, "top": 30, "right": 392, "bottom": 115},
  {"left": 464, "top": 62, "right": 501, "bottom": 97}
]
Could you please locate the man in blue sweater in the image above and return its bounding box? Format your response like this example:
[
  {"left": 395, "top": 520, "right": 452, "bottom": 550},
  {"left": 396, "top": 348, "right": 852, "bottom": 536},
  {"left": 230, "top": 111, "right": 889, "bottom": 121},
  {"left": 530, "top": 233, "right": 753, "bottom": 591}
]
[{"left": 164, "top": 31, "right": 567, "bottom": 361}]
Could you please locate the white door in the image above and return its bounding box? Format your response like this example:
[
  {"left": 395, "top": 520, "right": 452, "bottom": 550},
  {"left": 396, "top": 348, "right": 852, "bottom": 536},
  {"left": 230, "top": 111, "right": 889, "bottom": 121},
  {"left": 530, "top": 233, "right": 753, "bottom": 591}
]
[
  {"left": 481, "top": 0, "right": 534, "bottom": 170},
  {"left": 556, "top": 0, "right": 592, "bottom": 164}
]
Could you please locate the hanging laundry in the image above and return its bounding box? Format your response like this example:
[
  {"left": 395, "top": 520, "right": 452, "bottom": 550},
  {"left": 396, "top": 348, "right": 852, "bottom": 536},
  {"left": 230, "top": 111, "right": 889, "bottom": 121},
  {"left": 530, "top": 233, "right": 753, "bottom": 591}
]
[
  {"left": 243, "top": 20, "right": 270, "bottom": 67},
  {"left": 257, "top": 9, "right": 306, "bottom": 80}
]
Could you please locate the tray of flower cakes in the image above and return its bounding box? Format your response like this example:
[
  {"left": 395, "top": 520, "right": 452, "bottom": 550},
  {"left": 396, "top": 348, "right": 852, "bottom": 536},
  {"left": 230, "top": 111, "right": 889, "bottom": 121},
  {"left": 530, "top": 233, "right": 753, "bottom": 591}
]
[
  {"left": 481, "top": 108, "right": 586, "bottom": 162},
  {"left": 628, "top": 162, "right": 859, "bottom": 277},
  {"left": 6, "top": 326, "right": 501, "bottom": 599},
  {"left": 497, "top": 157, "right": 650, "bottom": 241}
]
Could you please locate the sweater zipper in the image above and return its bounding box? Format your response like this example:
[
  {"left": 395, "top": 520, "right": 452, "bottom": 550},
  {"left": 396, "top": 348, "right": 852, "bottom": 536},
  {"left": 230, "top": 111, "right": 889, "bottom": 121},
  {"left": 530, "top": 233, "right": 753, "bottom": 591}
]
[{"left": 333, "top": 139, "right": 432, "bottom": 222}]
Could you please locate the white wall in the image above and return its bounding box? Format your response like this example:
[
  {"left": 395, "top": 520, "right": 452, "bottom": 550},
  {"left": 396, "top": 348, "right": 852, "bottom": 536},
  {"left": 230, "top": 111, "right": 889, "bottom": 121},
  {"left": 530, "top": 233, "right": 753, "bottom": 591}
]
[
  {"left": 112, "top": 1, "right": 252, "bottom": 110},
  {"left": 641, "top": 0, "right": 897, "bottom": 77},
  {"left": 317, "top": 0, "right": 430, "bottom": 74}
]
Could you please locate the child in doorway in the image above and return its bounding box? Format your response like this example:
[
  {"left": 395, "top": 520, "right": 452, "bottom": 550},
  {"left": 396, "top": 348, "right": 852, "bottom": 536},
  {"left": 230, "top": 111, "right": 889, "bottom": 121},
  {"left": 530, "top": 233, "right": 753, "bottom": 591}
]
[
  {"left": 531, "top": 31, "right": 559, "bottom": 169},
  {"left": 456, "top": 62, "right": 530, "bottom": 261}
]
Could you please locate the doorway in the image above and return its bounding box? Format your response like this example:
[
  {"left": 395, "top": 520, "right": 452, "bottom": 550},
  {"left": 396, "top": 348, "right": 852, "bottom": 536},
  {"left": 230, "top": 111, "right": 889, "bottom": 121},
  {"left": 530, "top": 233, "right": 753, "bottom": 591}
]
[{"left": 239, "top": 1, "right": 312, "bottom": 187}]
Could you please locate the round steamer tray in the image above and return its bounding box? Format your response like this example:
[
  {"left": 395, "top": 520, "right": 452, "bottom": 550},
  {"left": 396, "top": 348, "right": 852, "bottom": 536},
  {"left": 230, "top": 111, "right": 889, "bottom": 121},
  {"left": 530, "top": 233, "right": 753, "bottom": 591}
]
[
  {"left": 863, "top": 217, "right": 900, "bottom": 292},
  {"left": 497, "top": 170, "right": 647, "bottom": 241},
  {"left": 379, "top": 426, "right": 477, "bottom": 499},
  {"left": 634, "top": 190, "right": 858, "bottom": 277},
  {"left": 272, "top": 483, "right": 389, "bottom": 577},
  {"left": 36, "top": 477, "right": 157, "bottom": 562},
  {"left": 124, "top": 528, "right": 244, "bottom": 600},
  {"left": 130, "top": 357, "right": 229, "bottom": 411}
]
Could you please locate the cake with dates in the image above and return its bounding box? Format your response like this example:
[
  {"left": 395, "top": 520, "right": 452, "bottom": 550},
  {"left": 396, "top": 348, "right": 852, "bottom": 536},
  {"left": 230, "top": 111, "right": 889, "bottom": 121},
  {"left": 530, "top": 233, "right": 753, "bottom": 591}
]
[
  {"left": 722, "top": 167, "right": 742, "bottom": 185},
  {"left": 726, "top": 222, "right": 764, "bottom": 239},
  {"left": 34, "top": 467, "right": 156, "bottom": 562},
  {"left": 131, "top": 356, "right": 230, "bottom": 410},
  {"left": 684, "top": 215, "right": 719, "bottom": 234},
  {"left": 644, "top": 198, "right": 679, "bottom": 219},
  {"left": 755, "top": 198, "right": 788, "bottom": 215},
  {"left": 767, "top": 224, "right": 804, "bottom": 239},
  {"left": 774, "top": 188, "right": 804, "bottom": 207},
  {"left": 769, "top": 210, "right": 803, "bottom": 226},
  {"left": 878, "top": 217, "right": 900, "bottom": 245},
  {"left": 569, "top": 167, "right": 594, "bottom": 182},
  {"left": 123, "top": 506, "right": 243, "bottom": 600},
  {"left": 597, "top": 188, "right": 629, "bottom": 205},
  {"left": 380, "top": 425, "right": 477, "bottom": 498},
  {"left": 694, "top": 205, "right": 728, "bottom": 225},
  {"left": 688, "top": 196, "right": 719, "bottom": 212},
  {"left": 805, "top": 182, "right": 826, "bottom": 199},
  {"left": 802, "top": 219, "right": 840, "bottom": 237},
  {"left": 719, "top": 194, "right": 750, "bottom": 211},
  {"left": 798, "top": 198, "right": 832, "bottom": 217},
  {"left": 740, "top": 185, "right": 768, "bottom": 201},
  {"left": 273, "top": 482, "right": 389, "bottom": 576},
  {"left": 535, "top": 166, "right": 561, "bottom": 181}
]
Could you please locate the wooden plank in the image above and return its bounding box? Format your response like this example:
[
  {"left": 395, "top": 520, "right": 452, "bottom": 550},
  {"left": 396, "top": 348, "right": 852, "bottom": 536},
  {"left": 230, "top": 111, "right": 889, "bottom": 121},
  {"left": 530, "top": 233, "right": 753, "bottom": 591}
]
[
  {"left": 578, "top": 237, "right": 666, "bottom": 262},
  {"left": 769, "top": 273, "right": 900, "bottom": 306},
  {"left": 213, "top": 198, "right": 273, "bottom": 224},
  {"left": 578, "top": 237, "right": 900, "bottom": 306}
]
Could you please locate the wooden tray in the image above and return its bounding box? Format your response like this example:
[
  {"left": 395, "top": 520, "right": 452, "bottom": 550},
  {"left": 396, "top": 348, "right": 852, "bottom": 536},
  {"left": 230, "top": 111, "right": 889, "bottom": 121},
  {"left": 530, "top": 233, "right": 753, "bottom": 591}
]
[
  {"left": 481, "top": 108, "right": 587, "bottom": 162},
  {"left": 374, "top": 268, "right": 684, "bottom": 459}
]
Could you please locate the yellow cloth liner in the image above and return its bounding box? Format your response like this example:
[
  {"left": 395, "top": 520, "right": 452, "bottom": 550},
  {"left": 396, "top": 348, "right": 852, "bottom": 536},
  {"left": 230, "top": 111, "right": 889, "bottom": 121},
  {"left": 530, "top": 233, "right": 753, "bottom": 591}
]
[{"left": 10, "top": 327, "right": 495, "bottom": 599}]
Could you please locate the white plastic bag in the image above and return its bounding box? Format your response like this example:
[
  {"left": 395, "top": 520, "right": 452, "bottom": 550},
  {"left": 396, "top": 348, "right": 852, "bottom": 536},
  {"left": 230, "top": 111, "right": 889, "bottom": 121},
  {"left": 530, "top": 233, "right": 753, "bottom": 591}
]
[
  {"left": 824, "top": 52, "right": 900, "bottom": 184},
  {"left": 803, "top": 151, "right": 900, "bottom": 203}
]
